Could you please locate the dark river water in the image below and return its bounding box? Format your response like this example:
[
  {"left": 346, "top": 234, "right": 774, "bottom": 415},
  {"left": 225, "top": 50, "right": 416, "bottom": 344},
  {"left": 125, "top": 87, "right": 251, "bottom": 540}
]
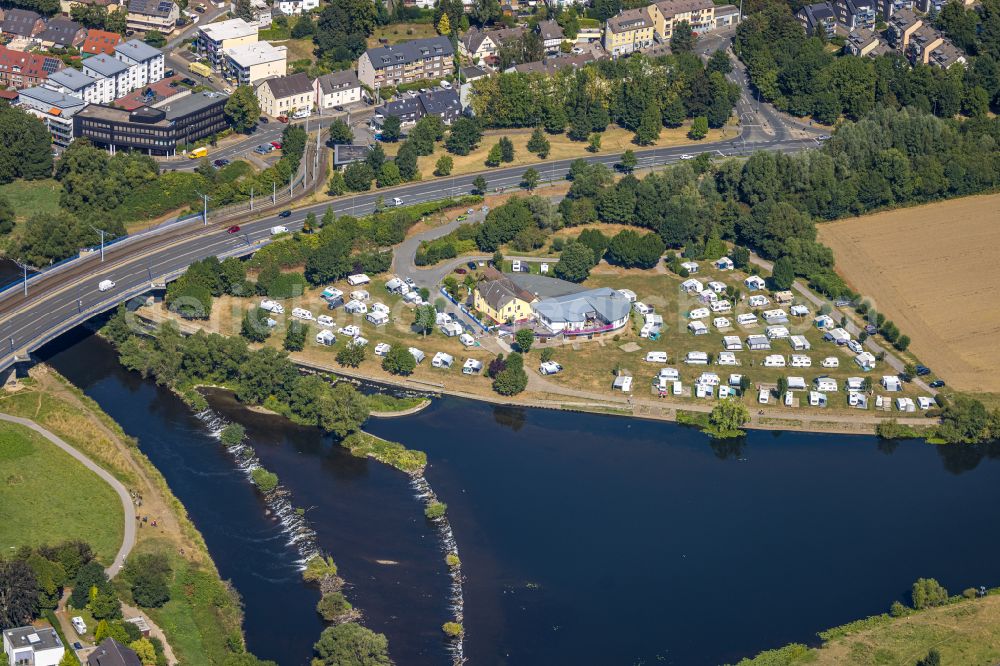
[{"left": 41, "top": 328, "right": 1000, "bottom": 666}]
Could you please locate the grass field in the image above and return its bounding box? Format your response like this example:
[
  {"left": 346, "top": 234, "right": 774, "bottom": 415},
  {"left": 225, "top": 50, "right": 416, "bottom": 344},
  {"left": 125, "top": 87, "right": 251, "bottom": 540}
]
[
  {"left": 382, "top": 124, "right": 729, "bottom": 180},
  {"left": 369, "top": 22, "right": 437, "bottom": 46},
  {"left": 0, "top": 420, "right": 123, "bottom": 563},
  {"left": 817, "top": 193, "right": 1000, "bottom": 393},
  {"left": 0, "top": 179, "right": 62, "bottom": 221}
]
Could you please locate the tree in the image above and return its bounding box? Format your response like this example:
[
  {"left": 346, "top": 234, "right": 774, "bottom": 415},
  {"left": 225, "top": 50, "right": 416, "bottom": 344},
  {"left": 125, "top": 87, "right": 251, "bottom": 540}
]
[
  {"left": 313, "top": 622, "right": 391, "bottom": 666},
  {"left": 143, "top": 30, "right": 166, "bottom": 47},
  {"left": 605, "top": 229, "right": 665, "bottom": 268},
  {"left": 437, "top": 11, "right": 451, "bottom": 34},
  {"left": 223, "top": 86, "right": 260, "bottom": 133},
  {"left": 395, "top": 141, "right": 419, "bottom": 181},
  {"left": 233, "top": 0, "right": 253, "bottom": 20},
  {"left": 291, "top": 16, "right": 315, "bottom": 38},
  {"left": 327, "top": 119, "right": 353, "bottom": 145},
  {"left": 382, "top": 344, "right": 416, "bottom": 375},
  {"left": 688, "top": 116, "right": 709, "bottom": 140},
  {"left": 317, "top": 591, "right": 353, "bottom": 621},
  {"left": 708, "top": 398, "right": 749, "bottom": 437},
  {"left": 0, "top": 560, "right": 38, "bottom": 629},
  {"left": 521, "top": 167, "right": 540, "bottom": 191},
  {"left": 634, "top": 102, "right": 661, "bottom": 145},
  {"left": 125, "top": 553, "right": 171, "bottom": 608},
  {"left": 472, "top": 175, "right": 487, "bottom": 195},
  {"left": 485, "top": 142, "right": 503, "bottom": 167},
  {"left": 328, "top": 171, "right": 347, "bottom": 196},
  {"left": 499, "top": 136, "right": 514, "bottom": 162},
  {"left": 771, "top": 256, "right": 795, "bottom": 290},
  {"left": 492, "top": 352, "right": 527, "bottom": 395},
  {"left": 670, "top": 20, "right": 695, "bottom": 52},
  {"left": 619, "top": 149, "right": 637, "bottom": 174},
  {"left": 343, "top": 162, "right": 374, "bottom": 191},
  {"left": 381, "top": 115, "right": 402, "bottom": 143},
  {"left": 220, "top": 423, "right": 246, "bottom": 447},
  {"left": 707, "top": 49, "right": 732, "bottom": 75},
  {"left": 514, "top": 328, "right": 534, "bottom": 353},
  {"left": 377, "top": 162, "right": 402, "bottom": 188},
  {"left": 336, "top": 343, "right": 366, "bottom": 367},
  {"left": 414, "top": 304, "right": 436, "bottom": 336},
  {"left": 130, "top": 638, "right": 157, "bottom": 666},
  {"left": 445, "top": 117, "right": 482, "bottom": 155},
  {"left": 554, "top": 241, "right": 595, "bottom": 283},
  {"left": 912, "top": 578, "right": 948, "bottom": 609},
  {"left": 916, "top": 649, "right": 942, "bottom": 666},
  {"left": 527, "top": 127, "right": 550, "bottom": 158},
  {"left": 435, "top": 155, "right": 453, "bottom": 176},
  {"left": 284, "top": 321, "right": 308, "bottom": 351}
]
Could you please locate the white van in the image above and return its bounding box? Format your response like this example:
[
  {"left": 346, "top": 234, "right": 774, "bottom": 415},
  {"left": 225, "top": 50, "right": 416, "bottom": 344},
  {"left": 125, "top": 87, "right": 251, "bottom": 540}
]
[
  {"left": 98, "top": 279, "right": 116, "bottom": 292},
  {"left": 270, "top": 225, "right": 288, "bottom": 235},
  {"left": 391, "top": 197, "right": 403, "bottom": 207},
  {"left": 644, "top": 351, "right": 668, "bottom": 363},
  {"left": 72, "top": 616, "right": 86, "bottom": 634},
  {"left": 539, "top": 361, "right": 563, "bottom": 375}
]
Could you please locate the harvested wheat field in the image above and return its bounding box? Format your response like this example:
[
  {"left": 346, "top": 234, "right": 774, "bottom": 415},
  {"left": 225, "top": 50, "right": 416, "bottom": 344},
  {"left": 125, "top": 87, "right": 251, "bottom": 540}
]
[{"left": 818, "top": 193, "right": 1000, "bottom": 393}]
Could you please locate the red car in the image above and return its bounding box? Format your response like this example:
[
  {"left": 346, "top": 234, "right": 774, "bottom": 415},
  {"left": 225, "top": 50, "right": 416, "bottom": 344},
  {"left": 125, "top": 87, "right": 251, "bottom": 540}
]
[
  {"left": 226, "top": 225, "right": 240, "bottom": 234},
  {"left": 454, "top": 267, "right": 467, "bottom": 274},
  {"left": 276, "top": 116, "right": 288, "bottom": 123},
  {"left": 270, "top": 141, "right": 282, "bottom": 149}
]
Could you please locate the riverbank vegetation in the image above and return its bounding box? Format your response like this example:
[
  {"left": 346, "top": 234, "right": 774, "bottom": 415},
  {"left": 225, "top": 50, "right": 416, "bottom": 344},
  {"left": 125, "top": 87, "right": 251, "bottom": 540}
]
[
  {"left": 0, "top": 369, "right": 271, "bottom": 664},
  {"left": 340, "top": 431, "right": 427, "bottom": 475},
  {"left": 104, "top": 307, "right": 371, "bottom": 439},
  {"left": 364, "top": 393, "right": 427, "bottom": 414},
  {"left": 731, "top": 577, "right": 1000, "bottom": 665}
]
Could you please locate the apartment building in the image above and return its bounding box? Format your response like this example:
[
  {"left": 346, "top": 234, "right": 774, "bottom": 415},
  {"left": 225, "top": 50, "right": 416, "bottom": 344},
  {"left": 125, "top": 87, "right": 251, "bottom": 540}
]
[
  {"left": 229, "top": 0, "right": 271, "bottom": 27},
  {"left": 927, "top": 40, "right": 966, "bottom": 69},
  {"left": 255, "top": 72, "right": 313, "bottom": 117},
  {"left": 197, "top": 17, "right": 258, "bottom": 69},
  {"left": 125, "top": 0, "right": 179, "bottom": 34},
  {"left": 844, "top": 27, "right": 880, "bottom": 56},
  {"left": 0, "top": 45, "right": 63, "bottom": 90},
  {"left": 47, "top": 67, "right": 103, "bottom": 103},
  {"left": 313, "top": 70, "right": 362, "bottom": 109},
  {"left": 796, "top": 2, "right": 837, "bottom": 38},
  {"left": 603, "top": 8, "right": 654, "bottom": 56},
  {"left": 907, "top": 25, "right": 943, "bottom": 64},
  {"left": 880, "top": 0, "right": 912, "bottom": 18},
  {"left": 372, "top": 88, "right": 462, "bottom": 129},
  {"left": 647, "top": 0, "right": 715, "bottom": 40},
  {"left": 831, "top": 0, "right": 875, "bottom": 31},
  {"left": 17, "top": 85, "right": 87, "bottom": 146},
  {"left": 887, "top": 8, "right": 921, "bottom": 49},
  {"left": 115, "top": 38, "right": 165, "bottom": 89},
  {"left": 357, "top": 36, "right": 454, "bottom": 89},
  {"left": 224, "top": 41, "right": 286, "bottom": 86},
  {"left": 83, "top": 53, "right": 131, "bottom": 100}
]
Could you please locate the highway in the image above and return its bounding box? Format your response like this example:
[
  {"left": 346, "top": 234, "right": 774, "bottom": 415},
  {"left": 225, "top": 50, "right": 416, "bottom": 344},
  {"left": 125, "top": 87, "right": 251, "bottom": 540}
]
[{"left": 0, "top": 131, "right": 817, "bottom": 373}]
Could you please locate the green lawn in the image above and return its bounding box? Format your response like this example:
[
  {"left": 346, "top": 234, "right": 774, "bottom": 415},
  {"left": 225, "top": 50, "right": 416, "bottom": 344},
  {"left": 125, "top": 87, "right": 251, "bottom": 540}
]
[
  {"left": 0, "top": 421, "right": 123, "bottom": 564},
  {"left": 0, "top": 179, "right": 62, "bottom": 221}
]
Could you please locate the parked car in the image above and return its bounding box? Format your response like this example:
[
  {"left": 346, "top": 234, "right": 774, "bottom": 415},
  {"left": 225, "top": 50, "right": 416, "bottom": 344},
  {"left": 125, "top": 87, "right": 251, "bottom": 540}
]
[
  {"left": 466, "top": 262, "right": 476, "bottom": 270},
  {"left": 213, "top": 158, "right": 229, "bottom": 167},
  {"left": 180, "top": 77, "right": 196, "bottom": 87},
  {"left": 539, "top": 361, "right": 563, "bottom": 375},
  {"left": 454, "top": 268, "right": 467, "bottom": 274},
  {"left": 253, "top": 145, "right": 269, "bottom": 154},
  {"left": 270, "top": 141, "right": 282, "bottom": 149},
  {"left": 226, "top": 225, "right": 240, "bottom": 233},
  {"left": 864, "top": 324, "right": 877, "bottom": 335},
  {"left": 915, "top": 365, "right": 931, "bottom": 376},
  {"left": 834, "top": 298, "right": 852, "bottom": 307},
  {"left": 277, "top": 210, "right": 292, "bottom": 218},
  {"left": 259, "top": 116, "right": 269, "bottom": 124},
  {"left": 277, "top": 116, "right": 288, "bottom": 123},
  {"left": 847, "top": 339, "right": 863, "bottom": 354},
  {"left": 404, "top": 277, "right": 415, "bottom": 287},
  {"left": 929, "top": 380, "right": 946, "bottom": 388}
]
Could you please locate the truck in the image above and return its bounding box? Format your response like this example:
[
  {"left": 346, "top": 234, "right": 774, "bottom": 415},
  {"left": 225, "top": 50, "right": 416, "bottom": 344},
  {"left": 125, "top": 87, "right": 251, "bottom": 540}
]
[
  {"left": 98, "top": 279, "right": 115, "bottom": 292},
  {"left": 188, "top": 61, "right": 212, "bottom": 78},
  {"left": 188, "top": 146, "right": 208, "bottom": 159}
]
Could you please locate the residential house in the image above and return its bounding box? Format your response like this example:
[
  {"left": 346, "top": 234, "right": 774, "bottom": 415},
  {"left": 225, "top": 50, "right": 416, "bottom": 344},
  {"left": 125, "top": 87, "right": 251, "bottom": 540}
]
[
  {"left": 83, "top": 53, "right": 131, "bottom": 100},
  {"left": 713, "top": 4, "right": 741, "bottom": 29},
  {"left": 115, "top": 39, "right": 165, "bottom": 89},
  {"left": 61, "top": 0, "right": 122, "bottom": 15},
  {"left": 229, "top": 0, "right": 271, "bottom": 27},
  {"left": 197, "top": 18, "right": 258, "bottom": 70},
  {"left": 47, "top": 67, "right": 103, "bottom": 103},
  {"left": 3, "top": 626, "right": 65, "bottom": 666},
  {"left": 603, "top": 8, "right": 654, "bottom": 56},
  {"left": 275, "top": 0, "right": 318, "bottom": 14},
  {"left": 313, "top": 70, "right": 362, "bottom": 109},
  {"left": 2, "top": 9, "right": 45, "bottom": 39},
  {"left": 74, "top": 90, "right": 229, "bottom": 155},
  {"left": 536, "top": 20, "right": 564, "bottom": 52},
  {"left": 845, "top": 28, "right": 880, "bottom": 56},
  {"left": 796, "top": 2, "right": 836, "bottom": 38},
  {"left": 907, "top": 25, "right": 944, "bottom": 64},
  {"left": 832, "top": 0, "right": 875, "bottom": 31},
  {"left": 533, "top": 287, "right": 632, "bottom": 336},
  {"left": 887, "top": 8, "right": 921, "bottom": 49},
  {"left": 473, "top": 266, "right": 538, "bottom": 323},
  {"left": 126, "top": 0, "right": 179, "bottom": 34},
  {"left": 914, "top": 0, "right": 945, "bottom": 12},
  {"left": 357, "top": 36, "right": 454, "bottom": 89},
  {"left": 87, "top": 638, "right": 142, "bottom": 666},
  {"left": 647, "top": 0, "right": 715, "bottom": 40},
  {"left": 928, "top": 40, "right": 966, "bottom": 68},
  {"left": 459, "top": 26, "right": 524, "bottom": 62},
  {"left": 82, "top": 29, "right": 123, "bottom": 56},
  {"left": 371, "top": 88, "right": 462, "bottom": 129},
  {"left": 224, "top": 41, "right": 286, "bottom": 86},
  {"left": 255, "top": 72, "right": 313, "bottom": 117},
  {"left": 0, "top": 46, "right": 63, "bottom": 90},
  {"left": 510, "top": 51, "right": 600, "bottom": 75},
  {"left": 880, "top": 0, "right": 912, "bottom": 18},
  {"left": 38, "top": 18, "right": 87, "bottom": 48}
]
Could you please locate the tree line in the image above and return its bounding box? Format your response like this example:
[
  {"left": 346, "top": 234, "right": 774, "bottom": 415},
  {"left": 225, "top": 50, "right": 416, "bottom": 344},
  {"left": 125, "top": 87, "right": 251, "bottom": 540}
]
[{"left": 735, "top": 5, "right": 1000, "bottom": 124}]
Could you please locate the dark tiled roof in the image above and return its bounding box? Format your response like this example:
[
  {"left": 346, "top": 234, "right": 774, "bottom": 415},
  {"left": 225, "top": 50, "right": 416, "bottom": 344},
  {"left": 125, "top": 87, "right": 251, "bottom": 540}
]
[
  {"left": 365, "top": 36, "right": 453, "bottom": 69},
  {"left": 316, "top": 70, "right": 360, "bottom": 95},
  {"left": 127, "top": 0, "right": 177, "bottom": 18},
  {"left": 38, "top": 18, "right": 84, "bottom": 46},
  {"left": 87, "top": 638, "right": 142, "bottom": 666},
  {"left": 2, "top": 8, "right": 42, "bottom": 36},
  {"left": 536, "top": 19, "right": 563, "bottom": 40},
  {"left": 262, "top": 72, "right": 313, "bottom": 99}
]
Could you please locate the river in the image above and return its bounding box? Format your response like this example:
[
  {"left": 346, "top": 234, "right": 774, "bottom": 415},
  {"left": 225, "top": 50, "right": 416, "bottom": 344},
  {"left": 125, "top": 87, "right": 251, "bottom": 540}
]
[{"left": 41, "top": 328, "right": 1000, "bottom": 665}]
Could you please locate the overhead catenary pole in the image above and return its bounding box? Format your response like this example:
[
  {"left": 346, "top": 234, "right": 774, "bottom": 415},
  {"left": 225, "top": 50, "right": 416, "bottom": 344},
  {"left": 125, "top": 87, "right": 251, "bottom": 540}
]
[
  {"left": 12, "top": 260, "right": 28, "bottom": 297},
  {"left": 250, "top": 186, "right": 254, "bottom": 211},
  {"left": 88, "top": 225, "right": 106, "bottom": 262},
  {"left": 272, "top": 181, "right": 276, "bottom": 204}
]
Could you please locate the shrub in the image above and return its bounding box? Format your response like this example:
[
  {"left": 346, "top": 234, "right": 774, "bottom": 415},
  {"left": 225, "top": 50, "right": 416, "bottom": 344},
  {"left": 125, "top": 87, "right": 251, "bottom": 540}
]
[
  {"left": 251, "top": 467, "right": 279, "bottom": 493},
  {"left": 445, "top": 553, "right": 460, "bottom": 567},
  {"left": 912, "top": 577, "right": 948, "bottom": 609},
  {"left": 336, "top": 344, "right": 366, "bottom": 368},
  {"left": 425, "top": 501, "right": 447, "bottom": 519},
  {"left": 219, "top": 423, "right": 246, "bottom": 447},
  {"left": 442, "top": 622, "right": 463, "bottom": 637},
  {"left": 316, "top": 591, "right": 352, "bottom": 621}
]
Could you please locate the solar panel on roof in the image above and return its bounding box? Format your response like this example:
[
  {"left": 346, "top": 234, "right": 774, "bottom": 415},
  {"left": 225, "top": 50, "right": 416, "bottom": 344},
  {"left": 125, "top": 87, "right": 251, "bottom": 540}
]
[
  {"left": 158, "top": 1, "right": 173, "bottom": 11},
  {"left": 42, "top": 59, "right": 60, "bottom": 73}
]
